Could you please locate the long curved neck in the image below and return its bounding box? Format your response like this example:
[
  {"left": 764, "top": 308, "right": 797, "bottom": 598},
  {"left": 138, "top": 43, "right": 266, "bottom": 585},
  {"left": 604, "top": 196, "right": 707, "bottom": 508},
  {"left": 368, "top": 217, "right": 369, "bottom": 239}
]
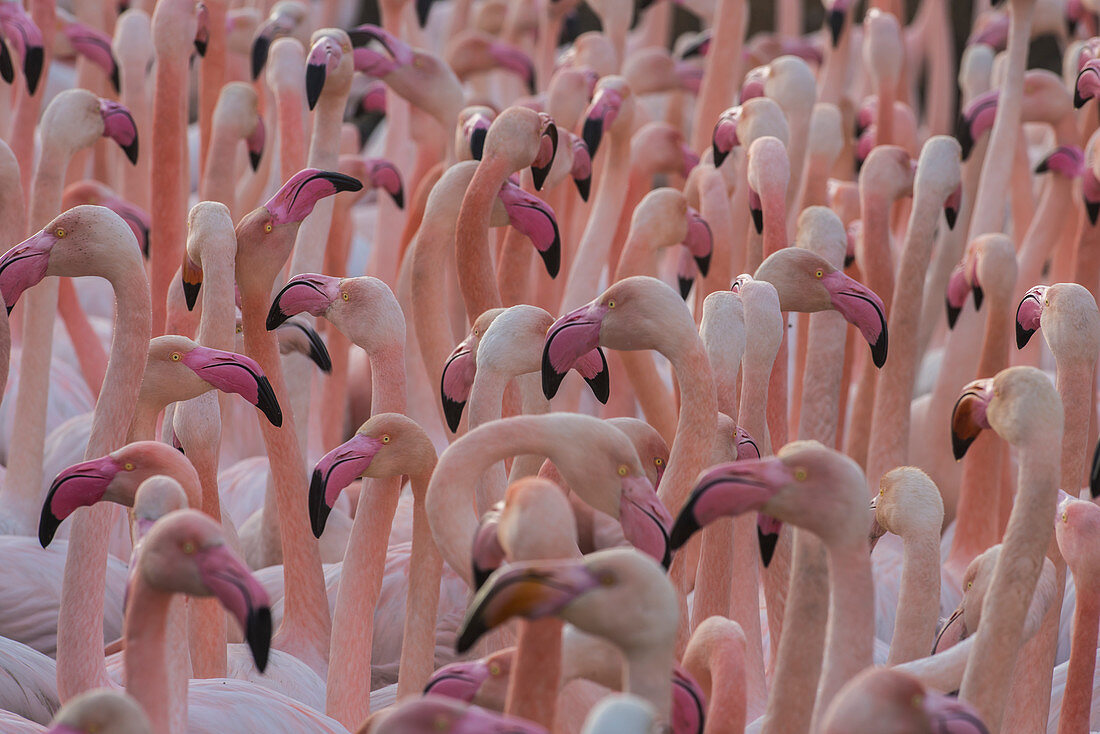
[
  {"left": 455, "top": 156, "right": 510, "bottom": 319},
  {"left": 1054, "top": 359, "right": 1094, "bottom": 495},
  {"left": 706, "top": 641, "right": 748, "bottom": 734},
  {"left": 658, "top": 335, "right": 717, "bottom": 516},
  {"left": 197, "top": 241, "right": 236, "bottom": 352},
  {"left": 468, "top": 368, "right": 511, "bottom": 513},
  {"left": 866, "top": 184, "right": 947, "bottom": 484},
  {"left": 396, "top": 469, "right": 443, "bottom": 699},
  {"left": 1058, "top": 579, "right": 1099, "bottom": 734},
  {"left": 561, "top": 132, "right": 632, "bottom": 312},
  {"left": 958, "top": 436, "right": 1060, "bottom": 731},
  {"left": 887, "top": 531, "right": 941, "bottom": 664},
  {"left": 411, "top": 208, "right": 465, "bottom": 391},
  {"left": 624, "top": 645, "right": 675, "bottom": 723},
  {"left": 124, "top": 580, "right": 188, "bottom": 734},
  {"left": 814, "top": 541, "right": 874, "bottom": 721},
  {"left": 240, "top": 288, "right": 331, "bottom": 674},
  {"left": 199, "top": 127, "right": 242, "bottom": 213}
]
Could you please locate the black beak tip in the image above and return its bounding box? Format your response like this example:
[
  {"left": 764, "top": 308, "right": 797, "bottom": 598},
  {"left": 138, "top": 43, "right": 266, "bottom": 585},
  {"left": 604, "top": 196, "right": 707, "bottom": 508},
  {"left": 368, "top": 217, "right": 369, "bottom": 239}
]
[
  {"left": 750, "top": 206, "right": 763, "bottom": 235},
  {"left": 309, "top": 468, "right": 333, "bottom": 538},
  {"left": 538, "top": 240, "right": 561, "bottom": 279},
  {"left": 582, "top": 348, "right": 610, "bottom": 404},
  {"left": 391, "top": 187, "right": 405, "bottom": 210},
  {"left": 694, "top": 252, "right": 711, "bottom": 278},
  {"left": 945, "top": 207, "right": 958, "bottom": 229},
  {"left": 254, "top": 375, "right": 283, "bottom": 428},
  {"left": 329, "top": 172, "right": 364, "bottom": 193},
  {"left": 1076, "top": 86, "right": 1089, "bottom": 109},
  {"left": 678, "top": 276, "right": 693, "bottom": 300},
  {"left": 245, "top": 606, "right": 272, "bottom": 673},
  {"left": 194, "top": 38, "right": 207, "bottom": 58},
  {"left": 183, "top": 280, "right": 201, "bottom": 312},
  {"left": 251, "top": 37, "right": 270, "bottom": 80},
  {"left": 573, "top": 175, "right": 591, "bottom": 202},
  {"left": 668, "top": 513, "right": 700, "bottom": 552},
  {"left": 415, "top": 0, "right": 434, "bottom": 27},
  {"left": 470, "top": 128, "right": 486, "bottom": 161},
  {"left": 582, "top": 117, "right": 603, "bottom": 161},
  {"left": 455, "top": 618, "right": 485, "bottom": 654},
  {"left": 826, "top": 9, "right": 844, "bottom": 46},
  {"left": 472, "top": 564, "right": 493, "bottom": 592},
  {"left": 757, "top": 527, "right": 779, "bottom": 568},
  {"left": 305, "top": 64, "right": 325, "bottom": 111},
  {"left": 297, "top": 324, "right": 332, "bottom": 373},
  {"left": 1089, "top": 200, "right": 1100, "bottom": 226},
  {"left": 0, "top": 42, "right": 13, "bottom": 84},
  {"left": 249, "top": 151, "right": 262, "bottom": 172},
  {"left": 843, "top": 253, "right": 856, "bottom": 268},
  {"left": 1090, "top": 439, "right": 1100, "bottom": 498},
  {"left": 24, "top": 46, "right": 43, "bottom": 95},
  {"left": 109, "top": 64, "right": 120, "bottom": 93},
  {"left": 122, "top": 140, "right": 139, "bottom": 166},
  {"left": 541, "top": 349, "right": 567, "bottom": 401},
  {"left": 1015, "top": 322, "right": 1035, "bottom": 350},
  {"left": 972, "top": 285, "right": 984, "bottom": 311},
  {"left": 531, "top": 162, "right": 551, "bottom": 192},
  {"left": 441, "top": 395, "right": 465, "bottom": 434},
  {"left": 952, "top": 432, "right": 975, "bottom": 462},
  {"left": 38, "top": 509, "right": 60, "bottom": 548},
  {"left": 265, "top": 303, "right": 289, "bottom": 331},
  {"left": 957, "top": 120, "right": 974, "bottom": 161},
  {"left": 870, "top": 328, "right": 888, "bottom": 369},
  {"left": 1035, "top": 159, "right": 1050, "bottom": 174},
  {"left": 946, "top": 300, "right": 961, "bottom": 330},
  {"left": 712, "top": 143, "right": 728, "bottom": 169}
]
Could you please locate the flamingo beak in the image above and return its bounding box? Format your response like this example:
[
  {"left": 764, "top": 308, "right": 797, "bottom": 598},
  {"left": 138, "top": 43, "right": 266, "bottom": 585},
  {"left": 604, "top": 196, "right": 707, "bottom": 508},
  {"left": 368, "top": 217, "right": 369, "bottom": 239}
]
[
  {"left": 1015, "top": 286, "right": 1046, "bottom": 349},
  {"left": 826, "top": 8, "right": 845, "bottom": 46},
  {"left": 440, "top": 343, "right": 476, "bottom": 433},
  {"left": 182, "top": 256, "right": 203, "bottom": 311},
  {"left": 246, "top": 115, "right": 265, "bottom": 172},
  {"left": 265, "top": 169, "right": 363, "bottom": 226},
  {"left": 757, "top": 514, "right": 782, "bottom": 567},
  {"left": 266, "top": 275, "right": 340, "bottom": 329},
  {"left": 0, "top": 228, "right": 55, "bottom": 312},
  {"left": 423, "top": 662, "right": 490, "bottom": 702},
  {"left": 950, "top": 378, "right": 994, "bottom": 460},
  {"left": 470, "top": 510, "right": 505, "bottom": 591},
  {"left": 193, "top": 2, "right": 209, "bottom": 58},
  {"left": 455, "top": 561, "right": 601, "bottom": 653},
  {"left": 670, "top": 458, "right": 792, "bottom": 550},
  {"left": 944, "top": 184, "right": 962, "bottom": 230},
  {"left": 305, "top": 37, "right": 343, "bottom": 111},
  {"left": 582, "top": 86, "right": 623, "bottom": 160},
  {"left": 931, "top": 605, "right": 967, "bottom": 653},
  {"left": 619, "top": 476, "right": 673, "bottom": 569},
  {"left": 542, "top": 301, "right": 609, "bottom": 400},
  {"left": 570, "top": 137, "right": 592, "bottom": 202},
  {"left": 820, "top": 270, "right": 889, "bottom": 368},
  {"left": 1090, "top": 437, "right": 1100, "bottom": 499},
  {"left": 921, "top": 689, "right": 989, "bottom": 731},
  {"left": 531, "top": 115, "right": 558, "bottom": 191},
  {"left": 366, "top": 159, "right": 405, "bottom": 209},
  {"left": 498, "top": 183, "right": 560, "bottom": 278},
  {"left": 195, "top": 543, "right": 272, "bottom": 672},
  {"left": 98, "top": 99, "right": 139, "bottom": 164},
  {"left": 40, "top": 456, "right": 122, "bottom": 547},
  {"left": 1076, "top": 62, "right": 1100, "bottom": 108},
  {"left": 179, "top": 346, "right": 282, "bottom": 427},
  {"left": 415, "top": 0, "right": 437, "bottom": 27},
  {"left": 308, "top": 433, "right": 383, "bottom": 537},
  {"left": 277, "top": 319, "right": 332, "bottom": 373},
  {"left": 712, "top": 114, "right": 739, "bottom": 168}
]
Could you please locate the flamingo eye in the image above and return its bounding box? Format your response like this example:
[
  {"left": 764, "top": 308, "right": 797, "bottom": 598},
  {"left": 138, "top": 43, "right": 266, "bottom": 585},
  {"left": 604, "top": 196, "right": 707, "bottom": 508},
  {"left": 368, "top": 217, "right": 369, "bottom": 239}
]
[
  {"left": 264, "top": 223, "right": 273, "bottom": 234},
  {"left": 489, "top": 663, "right": 501, "bottom": 676},
  {"left": 182, "top": 541, "right": 196, "bottom": 555},
  {"left": 967, "top": 581, "right": 973, "bottom": 590},
  {"left": 599, "top": 572, "right": 615, "bottom": 586},
  {"left": 1062, "top": 511, "right": 1068, "bottom": 523},
  {"left": 607, "top": 299, "right": 615, "bottom": 308},
  {"left": 815, "top": 269, "right": 823, "bottom": 278},
  {"left": 341, "top": 292, "right": 349, "bottom": 301},
  {"left": 55, "top": 228, "right": 66, "bottom": 238},
  {"left": 654, "top": 457, "right": 663, "bottom": 467},
  {"left": 236, "top": 326, "right": 242, "bottom": 334},
  {"left": 381, "top": 434, "right": 391, "bottom": 444},
  {"left": 879, "top": 488, "right": 884, "bottom": 496},
  {"left": 617, "top": 465, "right": 628, "bottom": 477},
  {"left": 794, "top": 467, "right": 808, "bottom": 481},
  {"left": 123, "top": 462, "right": 135, "bottom": 471},
  {"left": 473, "top": 328, "right": 479, "bottom": 337},
  {"left": 170, "top": 351, "right": 182, "bottom": 361}
]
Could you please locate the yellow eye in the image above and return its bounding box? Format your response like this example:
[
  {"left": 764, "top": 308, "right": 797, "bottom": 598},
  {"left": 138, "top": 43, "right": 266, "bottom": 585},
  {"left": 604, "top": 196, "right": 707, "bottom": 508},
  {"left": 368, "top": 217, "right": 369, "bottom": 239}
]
[
  {"left": 617, "top": 465, "right": 628, "bottom": 477},
  {"left": 879, "top": 488, "right": 884, "bottom": 497},
  {"left": 236, "top": 326, "right": 243, "bottom": 333},
  {"left": 794, "top": 467, "right": 807, "bottom": 481},
  {"left": 123, "top": 462, "right": 135, "bottom": 471},
  {"left": 182, "top": 541, "right": 195, "bottom": 555},
  {"left": 55, "top": 228, "right": 66, "bottom": 238},
  {"left": 607, "top": 299, "right": 615, "bottom": 308},
  {"left": 381, "top": 434, "right": 391, "bottom": 444},
  {"left": 341, "top": 292, "right": 349, "bottom": 301},
  {"left": 170, "top": 351, "right": 182, "bottom": 361},
  {"left": 264, "top": 223, "right": 273, "bottom": 233},
  {"left": 967, "top": 581, "right": 973, "bottom": 590},
  {"left": 473, "top": 328, "right": 479, "bottom": 336},
  {"left": 815, "top": 269, "right": 823, "bottom": 278},
  {"left": 599, "top": 572, "right": 615, "bottom": 586},
  {"left": 654, "top": 457, "right": 663, "bottom": 467},
  {"left": 489, "top": 663, "right": 501, "bottom": 676},
  {"left": 1062, "top": 511, "right": 1068, "bottom": 523}
]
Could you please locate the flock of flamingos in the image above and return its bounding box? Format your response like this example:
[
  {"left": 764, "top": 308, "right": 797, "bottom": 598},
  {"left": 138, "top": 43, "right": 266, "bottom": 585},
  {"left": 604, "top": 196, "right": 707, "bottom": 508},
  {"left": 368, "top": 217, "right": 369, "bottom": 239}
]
[{"left": 2, "top": 0, "right": 1100, "bottom": 730}]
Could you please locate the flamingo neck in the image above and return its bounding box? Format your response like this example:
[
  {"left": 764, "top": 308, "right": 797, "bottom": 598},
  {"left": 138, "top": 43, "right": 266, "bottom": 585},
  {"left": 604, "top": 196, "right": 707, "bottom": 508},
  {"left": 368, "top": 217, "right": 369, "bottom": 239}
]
[
  {"left": 659, "top": 338, "right": 717, "bottom": 516},
  {"left": 958, "top": 436, "right": 1060, "bottom": 731},
  {"left": 123, "top": 580, "right": 183, "bottom": 734},
  {"left": 888, "top": 531, "right": 942, "bottom": 664},
  {"left": 1058, "top": 580, "right": 1099, "bottom": 734},
  {"left": 815, "top": 541, "right": 874, "bottom": 718},
  {"left": 624, "top": 644, "right": 675, "bottom": 724},
  {"left": 707, "top": 643, "right": 749, "bottom": 734},
  {"left": 455, "top": 155, "right": 511, "bottom": 319},
  {"left": 1054, "top": 360, "right": 1095, "bottom": 495}
]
